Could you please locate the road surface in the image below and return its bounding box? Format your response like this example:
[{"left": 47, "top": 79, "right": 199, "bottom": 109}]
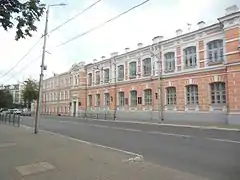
[{"left": 21, "top": 116, "right": 240, "bottom": 180}]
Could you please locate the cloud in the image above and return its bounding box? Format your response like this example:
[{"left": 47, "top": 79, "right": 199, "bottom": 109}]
[{"left": 0, "top": 0, "right": 239, "bottom": 84}]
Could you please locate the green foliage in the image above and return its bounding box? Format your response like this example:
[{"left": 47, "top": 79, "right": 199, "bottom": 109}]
[
  {"left": 22, "top": 78, "right": 38, "bottom": 109},
  {"left": 0, "top": 0, "right": 45, "bottom": 40},
  {"left": 0, "top": 90, "right": 13, "bottom": 108}
]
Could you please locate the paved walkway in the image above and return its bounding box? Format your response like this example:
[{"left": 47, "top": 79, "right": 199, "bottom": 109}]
[{"left": 0, "top": 124, "right": 210, "bottom": 180}]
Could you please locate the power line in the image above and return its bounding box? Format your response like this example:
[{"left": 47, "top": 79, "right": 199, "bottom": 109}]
[
  {"left": 0, "top": 38, "right": 42, "bottom": 79},
  {"left": 2, "top": 55, "right": 42, "bottom": 83},
  {"left": 57, "top": 0, "right": 150, "bottom": 47},
  {"left": 0, "top": 0, "right": 101, "bottom": 80},
  {"left": 47, "top": 0, "right": 102, "bottom": 35}
]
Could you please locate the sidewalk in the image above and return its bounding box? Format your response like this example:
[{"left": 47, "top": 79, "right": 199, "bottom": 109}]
[{"left": 0, "top": 124, "right": 210, "bottom": 180}]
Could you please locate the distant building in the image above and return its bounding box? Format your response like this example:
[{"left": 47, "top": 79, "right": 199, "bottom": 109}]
[{"left": 0, "top": 83, "right": 23, "bottom": 105}]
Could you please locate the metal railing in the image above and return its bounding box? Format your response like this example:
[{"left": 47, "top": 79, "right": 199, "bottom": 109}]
[
  {"left": 79, "top": 113, "right": 115, "bottom": 120},
  {"left": 0, "top": 113, "right": 20, "bottom": 127}
]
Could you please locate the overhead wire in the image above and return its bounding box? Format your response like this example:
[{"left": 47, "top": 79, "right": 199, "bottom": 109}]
[
  {"left": 2, "top": 54, "right": 42, "bottom": 83},
  {"left": 57, "top": 0, "right": 150, "bottom": 47},
  {"left": 47, "top": 0, "right": 102, "bottom": 35},
  {"left": 0, "top": 38, "right": 42, "bottom": 79},
  {"left": 0, "top": 0, "right": 102, "bottom": 82}
]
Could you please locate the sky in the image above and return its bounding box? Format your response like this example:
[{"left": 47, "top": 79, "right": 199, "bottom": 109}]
[{"left": 0, "top": 0, "right": 240, "bottom": 85}]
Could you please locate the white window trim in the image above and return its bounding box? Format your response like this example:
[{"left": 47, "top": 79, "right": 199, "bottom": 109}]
[
  {"left": 142, "top": 58, "right": 152, "bottom": 77},
  {"left": 129, "top": 61, "right": 137, "bottom": 78},
  {"left": 117, "top": 64, "right": 125, "bottom": 81},
  {"left": 204, "top": 33, "right": 225, "bottom": 67}
]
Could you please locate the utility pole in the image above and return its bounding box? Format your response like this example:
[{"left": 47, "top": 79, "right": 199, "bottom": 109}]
[
  {"left": 34, "top": 7, "right": 49, "bottom": 134},
  {"left": 34, "top": 3, "right": 66, "bottom": 134},
  {"left": 113, "top": 58, "right": 117, "bottom": 120},
  {"left": 151, "top": 46, "right": 164, "bottom": 122}
]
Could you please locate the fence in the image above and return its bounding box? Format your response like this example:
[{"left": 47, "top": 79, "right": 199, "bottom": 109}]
[
  {"left": 78, "top": 113, "right": 115, "bottom": 120},
  {"left": 0, "top": 114, "right": 20, "bottom": 127}
]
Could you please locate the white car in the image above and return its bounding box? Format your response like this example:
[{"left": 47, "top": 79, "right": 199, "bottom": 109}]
[{"left": 13, "top": 109, "right": 22, "bottom": 115}]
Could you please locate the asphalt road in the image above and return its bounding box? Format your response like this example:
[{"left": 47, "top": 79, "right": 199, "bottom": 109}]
[{"left": 21, "top": 116, "right": 240, "bottom": 180}]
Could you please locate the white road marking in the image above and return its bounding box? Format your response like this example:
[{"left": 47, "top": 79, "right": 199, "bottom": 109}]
[
  {"left": 60, "top": 121, "right": 192, "bottom": 138},
  {"left": 206, "top": 138, "right": 240, "bottom": 144},
  {"left": 16, "top": 162, "right": 55, "bottom": 176},
  {"left": 20, "top": 125, "right": 143, "bottom": 158},
  {"left": 0, "top": 143, "right": 16, "bottom": 148},
  {"left": 60, "top": 121, "right": 240, "bottom": 144}
]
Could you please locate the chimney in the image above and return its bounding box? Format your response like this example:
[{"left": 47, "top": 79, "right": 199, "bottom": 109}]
[
  {"left": 225, "top": 5, "right": 239, "bottom": 15},
  {"left": 125, "top": 47, "right": 130, "bottom": 53},
  {"left": 197, "top": 21, "right": 205, "bottom": 29},
  {"left": 101, "top": 56, "right": 106, "bottom": 60},
  {"left": 111, "top": 52, "right": 118, "bottom": 57},
  {"left": 137, "top": 43, "right": 143, "bottom": 48},
  {"left": 176, "top": 29, "right": 183, "bottom": 36},
  {"left": 152, "top": 36, "right": 163, "bottom": 44}
]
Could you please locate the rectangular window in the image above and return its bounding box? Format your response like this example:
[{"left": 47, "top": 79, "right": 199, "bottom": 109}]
[
  {"left": 88, "top": 95, "right": 92, "bottom": 106},
  {"left": 129, "top": 62, "right": 137, "bottom": 79},
  {"left": 104, "top": 93, "right": 110, "bottom": 106},
  {"left": 65, "top": 91, "right": 68, "bottom": 100},
  {"left": 118, "top": 65, "right": 124, "bottom": 81},
  {"left": 207, "top": 40, "right": 223, "bottom": 64},
  {"left": 88, "top": 73, "right": 92, "bottom": 86},
  {"left": 143, "top": 58, "right": 151, "bottom": 76},
  {"left": 186, "top": 85, "right": 198, "bottom": 104},
  {"left": 164, "top": 52, "right": 175, "bottom": 72},
  {"left": 184, "top": 46, "right": 197, "bottom": 68},
  {"left": 166, "top": 87, "right": 176, "bottom": 105},
  {"left": 130, "top": 90, "right": 137, "bottom": 107},
  {"left": 210, "top": 82, "right": 226, "bottom": 104},
  {"left": 119, "top": 92, "right": 124, "bottom": 106},
  {"left": 144, "top": 89, "right": 152, "bottom": 105},
  {"left": 96, "top": 94, "right": 100, "bottom": 106},
  {"left": 95, "top": 71, "right": 100, "bottom": 85},
  {"left": 104, "top": 69, "right": 110, "bottom": 83}
]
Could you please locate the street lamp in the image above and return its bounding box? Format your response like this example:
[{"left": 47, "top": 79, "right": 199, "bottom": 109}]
[{"left": 34, "top": 3, "right": 66, "bottom": 134}]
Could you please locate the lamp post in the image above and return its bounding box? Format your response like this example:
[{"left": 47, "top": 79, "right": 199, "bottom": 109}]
[{"left": 34, "top": 3, "right": 66, "bottom": 134}]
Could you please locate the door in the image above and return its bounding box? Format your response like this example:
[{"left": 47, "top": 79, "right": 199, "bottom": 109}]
[{"left": 73, "top": 101, "right": 76, "bottom": 117}]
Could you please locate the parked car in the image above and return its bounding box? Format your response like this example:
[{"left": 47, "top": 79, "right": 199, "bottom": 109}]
[
  {"left": 22, "top": 109, "right": 31, "bottom": 116},
  {"left": 13, "top": 109, "right": 22, "bottom": 115},
  {"left": 0, "top": 110, "right": 8, "bottom": 115},
  {"left": 7, "top": 109, "right": 15, "bottom": 114}
]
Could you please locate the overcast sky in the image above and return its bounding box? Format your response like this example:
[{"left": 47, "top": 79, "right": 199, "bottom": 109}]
[{"left": 0, "top": 0, "right": 239, "bottom": 85}]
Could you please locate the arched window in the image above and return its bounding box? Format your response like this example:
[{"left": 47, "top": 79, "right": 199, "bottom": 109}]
[
  {"left": 184, "top": 46, "right": 197, "bottom": 68},
  {"left": 118, "top": 65, "right": 124, "bottom": 81},
  {"left": 164, "top": 52, "right": 175, "bottom": 72},
  {"left": 144, "top": 89, "right": 152, "bottom": 105},
  {"left": 129, "top": 62, "right": 137, "bottom": 78},
  {"left": 143, "top": 58, "right": 151, "bottom": 76},
  {"left": 166, "top": 87, "right": 176, "bottom": 105},
  {"left": 210, "top": 82, "right": 226, "bottom": 104},
  {"left": 207, "top": 40, "right": 223, "bottom": 64},
  {"left": 186, "top": 85, "right": 198, "bottom": 104},
  {"left": 130, "top": 90, "right": 137, "bottom": 106}
]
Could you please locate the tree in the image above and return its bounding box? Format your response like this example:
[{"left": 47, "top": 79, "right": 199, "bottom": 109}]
[
  {"left": 0, "top": 90, "right": 13, "bottom": 108},
  {"left": 22, "top": 79, "right": 38, "bottom": 109},
  {"left": 0, "top": 0, "right": 45, "bottom": 40}
]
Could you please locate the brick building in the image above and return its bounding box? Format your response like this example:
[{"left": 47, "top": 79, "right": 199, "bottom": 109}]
[
  {"left": 41, "top": 62, "right": 86, "bottom": 116},
  {"left": 41, "top": 5, "right": 240, "bottom": 124}
]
